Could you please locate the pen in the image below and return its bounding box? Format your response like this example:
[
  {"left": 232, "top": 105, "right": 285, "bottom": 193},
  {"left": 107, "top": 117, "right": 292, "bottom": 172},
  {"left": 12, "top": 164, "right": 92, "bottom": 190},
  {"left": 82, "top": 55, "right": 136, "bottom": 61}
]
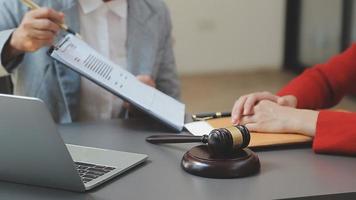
[
  {"left": 20, "top": 0, "right": 82, "bottom": 39},
  {"left": 192, "top": 112, "right": 231, "bottom": 121}
]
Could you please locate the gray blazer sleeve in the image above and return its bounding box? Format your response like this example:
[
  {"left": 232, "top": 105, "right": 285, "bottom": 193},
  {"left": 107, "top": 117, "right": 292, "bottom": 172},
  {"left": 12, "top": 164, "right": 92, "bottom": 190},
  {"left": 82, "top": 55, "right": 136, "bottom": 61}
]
[
  {"left": 155, "top": 3, "right": 181, "bottom": 100},
  {"left": 0, "top": 1, "right": 26, "bottom": 76}
]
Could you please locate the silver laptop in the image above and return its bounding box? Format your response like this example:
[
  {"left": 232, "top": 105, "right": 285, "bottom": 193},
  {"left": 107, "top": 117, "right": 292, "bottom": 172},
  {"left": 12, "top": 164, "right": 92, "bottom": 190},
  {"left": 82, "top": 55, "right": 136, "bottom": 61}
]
[{"left": 0, "top": 94, "right": 147, "bottom": 192}]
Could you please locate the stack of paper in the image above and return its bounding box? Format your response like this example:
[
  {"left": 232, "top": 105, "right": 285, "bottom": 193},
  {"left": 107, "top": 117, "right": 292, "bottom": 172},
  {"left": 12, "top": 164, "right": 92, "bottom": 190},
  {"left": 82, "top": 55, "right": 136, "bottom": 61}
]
[{"left": 184, "top": 118, "right": 312, "bottom": 148}]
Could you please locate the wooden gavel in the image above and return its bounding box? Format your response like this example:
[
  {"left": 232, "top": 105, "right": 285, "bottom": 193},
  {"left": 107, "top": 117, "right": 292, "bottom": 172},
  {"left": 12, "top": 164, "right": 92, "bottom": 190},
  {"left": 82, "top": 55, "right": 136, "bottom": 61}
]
[{"left": 146, "top": 125, "right": 250, "bottom": 156}]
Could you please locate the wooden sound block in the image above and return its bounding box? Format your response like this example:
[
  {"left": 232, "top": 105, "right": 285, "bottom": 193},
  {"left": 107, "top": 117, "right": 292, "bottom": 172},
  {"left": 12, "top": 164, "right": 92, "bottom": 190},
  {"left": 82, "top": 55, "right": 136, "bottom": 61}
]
[{"left": 181, "top": 145, "right": 260, "bottom": 178}]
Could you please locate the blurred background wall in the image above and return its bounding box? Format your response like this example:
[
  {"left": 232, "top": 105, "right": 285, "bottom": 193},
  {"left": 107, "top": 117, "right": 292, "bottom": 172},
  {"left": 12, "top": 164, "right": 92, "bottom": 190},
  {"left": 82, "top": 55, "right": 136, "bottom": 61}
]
[
  {"left": 163, "top": 0, "right": 356, "bottom": 113},
  {"left": 164, "top": 0, "right": 286, "bottom": 75},
  {"left": 299, "top": 0, "right": 342, "bottom": 66}
]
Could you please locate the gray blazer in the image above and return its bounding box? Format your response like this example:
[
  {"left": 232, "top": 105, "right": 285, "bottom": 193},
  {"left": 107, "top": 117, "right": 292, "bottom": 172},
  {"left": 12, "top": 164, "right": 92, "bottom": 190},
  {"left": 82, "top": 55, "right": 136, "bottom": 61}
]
[{"left": 0, "top": 0, "right": 180, "bottom": 123}]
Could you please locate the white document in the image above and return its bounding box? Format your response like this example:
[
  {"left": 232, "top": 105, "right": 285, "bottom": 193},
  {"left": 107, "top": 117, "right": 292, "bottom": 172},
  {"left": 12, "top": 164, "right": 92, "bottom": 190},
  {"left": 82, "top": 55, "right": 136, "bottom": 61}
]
[
  {"left": 184, "top": 121, "right": 214, "bottom": 136},
  {"left": 49, "top": 34, "right": 185, "bottom": 131}
]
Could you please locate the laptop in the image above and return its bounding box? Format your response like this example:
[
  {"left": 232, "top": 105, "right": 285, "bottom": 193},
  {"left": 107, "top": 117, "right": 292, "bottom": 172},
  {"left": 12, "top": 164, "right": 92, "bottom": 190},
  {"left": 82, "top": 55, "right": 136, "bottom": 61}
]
[{"left": 0, "top": 94, "right": 148, "bottom": 192}]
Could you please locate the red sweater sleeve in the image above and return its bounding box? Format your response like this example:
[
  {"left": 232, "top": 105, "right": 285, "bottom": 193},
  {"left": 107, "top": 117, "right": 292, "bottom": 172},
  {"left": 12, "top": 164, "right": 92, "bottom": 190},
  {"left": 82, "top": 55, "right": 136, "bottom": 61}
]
[
  {"left": 314, "top": 111, "right": 356, "bottom": 155},
  {"left": 277, "top": 44, "right": 356, "bottom": 155}
]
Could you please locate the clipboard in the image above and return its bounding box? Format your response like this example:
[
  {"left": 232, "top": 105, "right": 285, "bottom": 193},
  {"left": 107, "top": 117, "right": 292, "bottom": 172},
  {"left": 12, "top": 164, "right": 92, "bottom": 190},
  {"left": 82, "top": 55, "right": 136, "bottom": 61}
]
[
  {"left": 185, "top": 117, "right": 312, "bottom": 148},
  {"left": 48, "top": 34, "right": 185, "bottom": 131}
]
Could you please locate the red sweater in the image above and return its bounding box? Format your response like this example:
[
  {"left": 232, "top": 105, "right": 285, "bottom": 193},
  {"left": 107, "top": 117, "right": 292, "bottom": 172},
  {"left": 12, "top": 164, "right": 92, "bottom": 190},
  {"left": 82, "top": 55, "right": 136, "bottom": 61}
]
[{"left": 277, "top": 44, "right": 356, "bottom": 155}]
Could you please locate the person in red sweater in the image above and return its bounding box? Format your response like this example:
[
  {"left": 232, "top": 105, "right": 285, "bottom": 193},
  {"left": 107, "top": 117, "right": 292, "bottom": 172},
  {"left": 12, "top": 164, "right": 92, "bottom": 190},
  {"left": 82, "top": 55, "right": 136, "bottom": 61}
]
[{"left": 231, "top": 44, "right": 356, "bottom": 155}]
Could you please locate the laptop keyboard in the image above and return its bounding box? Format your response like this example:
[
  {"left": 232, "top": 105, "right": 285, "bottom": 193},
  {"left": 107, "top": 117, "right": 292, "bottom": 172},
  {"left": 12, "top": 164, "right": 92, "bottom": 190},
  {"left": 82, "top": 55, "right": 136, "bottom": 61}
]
[{"left": 75, "top": 162, "right": 116, "bottom": 184}]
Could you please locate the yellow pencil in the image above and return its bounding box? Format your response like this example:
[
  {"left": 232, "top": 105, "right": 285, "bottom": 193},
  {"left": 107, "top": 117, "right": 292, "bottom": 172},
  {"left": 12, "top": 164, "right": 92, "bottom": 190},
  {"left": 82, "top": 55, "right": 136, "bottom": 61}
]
[{"left": 20, "top": 0, "right": 82, "bottom": 39}]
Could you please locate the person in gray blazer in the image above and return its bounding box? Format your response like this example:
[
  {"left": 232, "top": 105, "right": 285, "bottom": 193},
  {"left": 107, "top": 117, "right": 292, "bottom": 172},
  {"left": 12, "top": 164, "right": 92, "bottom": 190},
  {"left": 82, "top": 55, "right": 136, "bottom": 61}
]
[{"left": 0, "top": 0, "right": 180, "bottom": 123}]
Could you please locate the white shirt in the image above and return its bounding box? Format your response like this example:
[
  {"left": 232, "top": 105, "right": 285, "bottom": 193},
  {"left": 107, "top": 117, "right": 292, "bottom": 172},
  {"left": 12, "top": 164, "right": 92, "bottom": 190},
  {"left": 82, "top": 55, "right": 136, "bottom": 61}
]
[{"left": 77, "top": 0, "right": 128, "bottom": 121}]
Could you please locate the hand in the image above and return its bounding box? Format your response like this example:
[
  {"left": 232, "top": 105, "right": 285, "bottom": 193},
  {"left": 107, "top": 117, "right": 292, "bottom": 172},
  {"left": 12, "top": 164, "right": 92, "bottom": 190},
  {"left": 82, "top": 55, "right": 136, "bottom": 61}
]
[
  {"left": 239, "top": 100, "right": 318, "bottom": 136},
  {"left": 231, "top": 91, "right": 298, "bottom": 124},
  {"left": 136, "top": 75, "right": 156, "bottom": 88},
  {"left": 10, "top": 8, "right": 64, "bottom": 54}
]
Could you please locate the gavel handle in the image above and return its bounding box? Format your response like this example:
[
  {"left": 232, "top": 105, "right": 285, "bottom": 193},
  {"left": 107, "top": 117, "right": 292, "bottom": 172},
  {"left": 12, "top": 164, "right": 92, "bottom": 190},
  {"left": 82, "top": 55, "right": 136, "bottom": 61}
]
[{"left": 146, "top": 134, "right": 204, "bottom": 144}]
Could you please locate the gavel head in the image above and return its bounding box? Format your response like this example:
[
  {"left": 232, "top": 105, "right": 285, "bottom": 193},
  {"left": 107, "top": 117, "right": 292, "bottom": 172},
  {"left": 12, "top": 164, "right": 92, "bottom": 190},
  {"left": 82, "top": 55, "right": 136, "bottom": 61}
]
[{"left": 203, "top": 125, "right": 250, "bottom": 156}]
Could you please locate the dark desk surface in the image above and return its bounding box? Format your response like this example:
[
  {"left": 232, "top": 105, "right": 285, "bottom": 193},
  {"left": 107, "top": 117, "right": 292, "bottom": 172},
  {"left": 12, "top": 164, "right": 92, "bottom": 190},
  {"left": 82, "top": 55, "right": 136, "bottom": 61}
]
[{"left": 1, "top": 119, "right": 356, "bottom": 200}]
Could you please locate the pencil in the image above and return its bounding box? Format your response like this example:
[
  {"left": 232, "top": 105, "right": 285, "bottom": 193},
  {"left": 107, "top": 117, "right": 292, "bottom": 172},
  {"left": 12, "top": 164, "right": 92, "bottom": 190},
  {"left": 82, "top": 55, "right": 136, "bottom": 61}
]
[{"left": 20, "top": 0, "right": 82, "bottom": 39}]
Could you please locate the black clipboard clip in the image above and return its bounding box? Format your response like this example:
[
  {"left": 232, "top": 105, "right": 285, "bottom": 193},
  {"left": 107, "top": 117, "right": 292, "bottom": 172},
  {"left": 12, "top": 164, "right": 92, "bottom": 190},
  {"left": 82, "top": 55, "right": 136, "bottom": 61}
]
[{"left": 47, "top": 34, "right": 71, "bottom": 56}]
